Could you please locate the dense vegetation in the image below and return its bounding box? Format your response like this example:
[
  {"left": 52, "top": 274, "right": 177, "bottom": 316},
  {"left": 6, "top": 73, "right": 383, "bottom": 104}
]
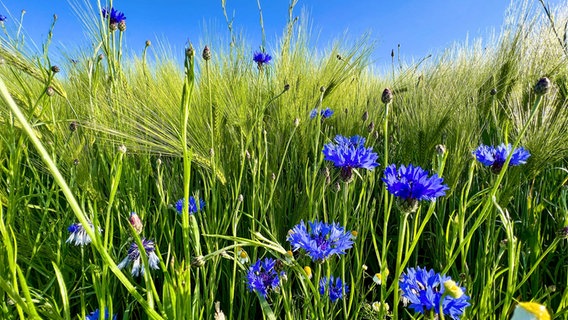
[{"left": 0, "top": 0, "right": 567, "bottom": 319}]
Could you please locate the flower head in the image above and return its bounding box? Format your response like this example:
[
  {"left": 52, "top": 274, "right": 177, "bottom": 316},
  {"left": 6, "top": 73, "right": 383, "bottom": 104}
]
[
  {"left": 246, "top": 258, "right": 284, "bottom": 297},
  {"left": 129, "top": 212, "right": 143, "bottom": 234},
  {"left": 473, "top": 143, "right": 530, "bottom": 174},
  {"left": 253, "top": 51, "right": 272, "bottom": 67},
  {"left": 319, "top": 276, "right": 349, "bottom": 302},
  {"left": 85, "top": 308, "right": 117, "bottom": 320},
  {"left": 67, "top": 222, "right": 101, "bottom": 246},
  {"left": 511, "top": 302, "right": 550, "bottom": 320},
  {"left": 323, "top": 135, "right": 379, "bottom": 181},
  {"left": 117, "top": 238, "right": 160, "bottom": 277},
  {"left": 175, "top": 196, "right": 206, "bottom": 214},
  {"left": 310, "top": 108, "right": 334, "bottom": 120},
  {"left": 383, "top": 164, "right": 448, "bottom": 212},
  {"left": 400, "top": 266, "right": 470, "bottom": 319},
  {"left": 286, "top": 220, "right": 354, "bottom": 262},
  {"left": 101, "top": 7, "right": 126, "bottom": 26}
]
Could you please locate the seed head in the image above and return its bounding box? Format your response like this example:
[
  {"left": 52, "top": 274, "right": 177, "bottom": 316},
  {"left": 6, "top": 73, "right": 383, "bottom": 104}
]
[
  {"left": 534, "top": 77, "right": 551, "bottom": 95},
  {"left": 202, "top": 45, "right": 211, "bottom": 61},
  {"left": 191, "top": 255, "right": 205, "bottom": 268},
  {"left": 381, "top": 88, "right": 393, "bottom": 104}
]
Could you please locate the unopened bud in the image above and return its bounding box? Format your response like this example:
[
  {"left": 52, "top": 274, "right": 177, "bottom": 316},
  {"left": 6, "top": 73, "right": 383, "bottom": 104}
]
[
  {"left": 129, "top": 212, "right": 143, "bottom": 234},
  {"left": 381, "top": 88, "right": 393, "bottom": 104},
  {"left": 118, "top": 20, "right": 126, "bottom": 31},
  {"left": 145, "top": 40, "right": 151, "bottom": 47},
  {"left": 69, "top": 121, "right": 78, "bottom": 132},
  {"left": 191, "top": 255, "right": 205, "bottom": 267},
  {"left": 303, "top": 266, "right": 312, "bottom": 279},
  {"left": 46, "top": 86, "right": 55, "bottom": 97},
  {"left": 336, "top": 54, "right": 342, "bottom": 60},
  {"left": 238, "top": 194, "right": 244, "bottom": 202},
  {"left": 98, "top": 54, "right": 104, "bottom": 61},
  {"left": 490, "top": 88, "right": 497, "bottom": 96},
  {"left": 73, "top": 159, "right": 80, "bottom": 166},
  {"left": 109, "top": 23, "right": 118, "bottom": 31},
  {"left": 202, "top": 45, "right": 211, "bottom": 61},
  {"left": 367, "top": 121, "right": 375, "bottom": 133},
  {"left": 283, "top": 83, "right": 290, "bottom": 92},
  {"left": 185, "top": 45, "right": 195, "bottom": 59},
  {"left": 320, "top": 86, "right": 325, "bottom": 93},
  {"left": 118, "top": 145, "right": 127, "bottom": 154},
  {"left": 534, "top": 77, "right": 551, "bottom": 95},
  {"left": 435, "top": 144, "right": 446, "bottom": 156},
  {"left": 362, "top": 110, "right": 369, "bottom": 122},
  {"left": 293, "top": 118, "right": 300, "bottom": 127},
  {"left": 51, "top": 65, "right": 60, "bottom": 73}
]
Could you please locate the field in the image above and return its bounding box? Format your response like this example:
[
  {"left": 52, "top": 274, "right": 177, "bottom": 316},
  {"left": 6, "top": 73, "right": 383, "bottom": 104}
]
[{"left": 0, "top": 0, "right": 567, "bottom": 319}]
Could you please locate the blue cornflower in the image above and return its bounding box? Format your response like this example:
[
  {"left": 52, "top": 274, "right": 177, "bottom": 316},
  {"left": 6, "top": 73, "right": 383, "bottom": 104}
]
[
  {"left": 310, "top": 108, "right": 334, "bottom": 120},
  {"left": 323, "top": 135, "right": 379, "bottom": 181},
  {"left": 383, "top": 164, "right": 448, "bottom": 212},
  {"left": 473, "top": 143, "right": 530, "bottom": 174},
  {"left": 319, "top": 276, "right": 349, "bottom": 302},
  {"left": 286, "top": 220, "right": 354, "bottom": 262},
  {"left": 400, "top": 266, "right": 470, "bottom": 319},
  {"left": 101, "top": 7, "right": 126, "bottom": 25},
  {"left": 253, "top": 51, "right": 272, "bottom": 67},
  {"left": 85, "top": 308, "right": 117, "bottom": 320},
  {"left": 175, "top": 196, "right": 206, "bottom": 214},
  {"left": 0, "top": 15, "right": 6, "bottom": 22},
  {"left": 117, "top": 238, "right": 160, "bottom": 277},
  {"left": 67, "top": 222, "right": 101, "bottom": 246},
  {"left": 246, "top": 258, "right": 284, "bottom": 297}
]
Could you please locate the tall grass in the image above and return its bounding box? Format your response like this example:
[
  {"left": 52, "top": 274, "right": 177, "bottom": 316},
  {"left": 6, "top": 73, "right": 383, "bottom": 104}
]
[{"left": 0, "top": 0, "right": 567, "bottom": 319}]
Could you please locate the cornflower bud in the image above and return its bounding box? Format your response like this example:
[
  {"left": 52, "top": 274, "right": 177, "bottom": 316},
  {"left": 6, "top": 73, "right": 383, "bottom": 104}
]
[
  {"left": 145, "top": 40, "right": 151, "bottom": 47},
  {"left": 118, "top": 20, "right": 126, "bottom": 32},
  {"left": 51, "top": 65, "right": 60, "bottom": 73},
  {"left": 69, "top": 121, "right": 78, "bottom": 132},
  {"left": 46, "top": 86, "right": 55, "bottom": 97},
  {"left": 202, "top": 45, "right": 211, "bottom": 61},
  {"left": 381, "top": 88, "right": 393, "bottom": 104},
  {"left": 534, "top": 77, "right": 551, "bottom": 95}
]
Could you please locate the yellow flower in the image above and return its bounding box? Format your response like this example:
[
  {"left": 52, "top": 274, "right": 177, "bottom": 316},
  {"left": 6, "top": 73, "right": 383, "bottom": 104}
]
[
  {"left": 443, "top": 279, "right": 463, "bottom": 298},
  {"left": 511, "top": 302, "right": 550, "bottom": 320}
]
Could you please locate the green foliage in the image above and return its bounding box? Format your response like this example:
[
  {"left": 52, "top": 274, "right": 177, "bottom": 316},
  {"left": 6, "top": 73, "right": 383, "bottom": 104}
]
[{"left": 0, "top": 0, "right": 567, "bottom": 319}]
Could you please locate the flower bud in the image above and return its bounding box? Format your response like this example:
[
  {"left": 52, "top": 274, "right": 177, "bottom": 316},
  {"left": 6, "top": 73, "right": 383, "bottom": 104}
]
[
  {"left": 283, "top": 83, "right": 290, "bottom": 92},
  {"left": 73, "top": 159, "right": 80, "bottom": 166},
  {"left": 118, "top": 145, "right": 127, "bottom": 154},
  {"left": 129, "top": 212, "right": 143, "bottom": 234},
  {"left": 191, "top": 255, "right": 205, "bottom": 267},
  {"left": 367, "top": 121, "right": 375, "bottom": 133},
  {"left": 381, "top": 88, "right": 393, "bottom": 104},
  {"left": 202, "top": 45, "right": 211, "bottom": 61},
  {"left": 303, "top": 266, "right": 312, "bottom": 279},
  {"left": 490, "top": 88, "right": 497, "bottom": 96},
  {"left": 362, "top": 110, "right": 369, "bottom": 122},
  {"left": 46, "top": 86, "right": 55, "bottom": 97},
  {"left": 320, "top": 86, "right": 326, "bottom": 93},
  {"left": 185, "top": 45, "right": 195, "bottom": 59},
  {"left": 534, "top": 77, "right": 551, "bottom": 95},
  {"left": 98, "top": 54, "right": 104, "bottom": 61},
  {"left": 51, "top": 65, "right": 60, "bottom": 73},
  {"left": 69, "top": 121, "right": 78, "bottom": 132},
  {"left": 109, "top": 22, "right": 118, "bottom": 31},
  {"left": 145, "top": 40, "right": 151, "bottom": 47},
  {"left": 118, "top": 20, "right": 126, "bottom": 31},
  {"left": 435, "top": 144, "right": 446, "bottom": 156},
  {"left": 293, "top": 117, "right": 300, "bottom": 127}
]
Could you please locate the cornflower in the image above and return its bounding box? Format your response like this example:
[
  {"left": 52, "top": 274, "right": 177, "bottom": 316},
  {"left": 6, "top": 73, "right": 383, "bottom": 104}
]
[
  {"left": 310, "top": 107, "right": 334, "bottom": 119},
  {"left": 400, "top": 266, "right": 470, "bottom": 319},
  {"left": 85, "top": 308, "right": 117, "bottom": 320},
  {"left": 473, "top": 143, "right": 530, "bottom": 174},
  {"left": 175, "top": 196, "right": 206, "bottom": 214},
  {"left": 67, "top": 222, "right": 101, "bottom": 246},
  {"left": 101, "top": 7, "right": 125, "bottom": 30},
  {"left": 117, "top": 238, "right": 160, "bottom": 276},
  {"left": 382, "top": 164, "right": 448, "bottom": 212},
  {"left": 253, "top": 51, "right": 272, "bottom": 67},
  {"left": 319, "top": 276, "right": 349, "bottom": 302},
  {"left": 246, "top": 258, "right": 284, "bottom": 297},
  {"left": 323, "top": 135, "right": 379, "bottom": 182},
  {"left": 286, "top": 220, "right": 353, "bottom": 262}
]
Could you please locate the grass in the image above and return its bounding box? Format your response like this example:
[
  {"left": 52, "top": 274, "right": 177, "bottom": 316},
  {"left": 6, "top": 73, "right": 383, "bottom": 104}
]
[{"left": 0, "top": 0, "right": 567, "bottom": 319}]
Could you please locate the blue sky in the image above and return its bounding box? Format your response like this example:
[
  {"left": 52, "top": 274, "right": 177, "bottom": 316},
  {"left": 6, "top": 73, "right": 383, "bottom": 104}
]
[{"left": 0, "top": 1, "right": 562, "bottom": 67}]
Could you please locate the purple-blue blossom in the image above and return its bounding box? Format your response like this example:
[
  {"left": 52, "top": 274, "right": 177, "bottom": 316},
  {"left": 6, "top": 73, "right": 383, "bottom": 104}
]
[
  {"left": 319, "top": 276, "right": 349, "bottom": 302},
  {"left": 246, "top": 258, "right": 284, "bottom": 297},
  {"left": 323, "top": 135, "right": 379, "bottom": 181},
  {"left": 400, "top": 266, "right": 470, "bottom": 319},
  {"left": 473, "top": 143, "right": 530, "bottom": 173},
  {"left": 286, "top": 220, "right": 354, "bottom": 262}
]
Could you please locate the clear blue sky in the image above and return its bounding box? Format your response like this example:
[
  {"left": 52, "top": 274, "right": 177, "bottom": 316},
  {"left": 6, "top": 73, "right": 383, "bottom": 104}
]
[{"left": 0, "top": 0, "right": 562, "bottom": 67}]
